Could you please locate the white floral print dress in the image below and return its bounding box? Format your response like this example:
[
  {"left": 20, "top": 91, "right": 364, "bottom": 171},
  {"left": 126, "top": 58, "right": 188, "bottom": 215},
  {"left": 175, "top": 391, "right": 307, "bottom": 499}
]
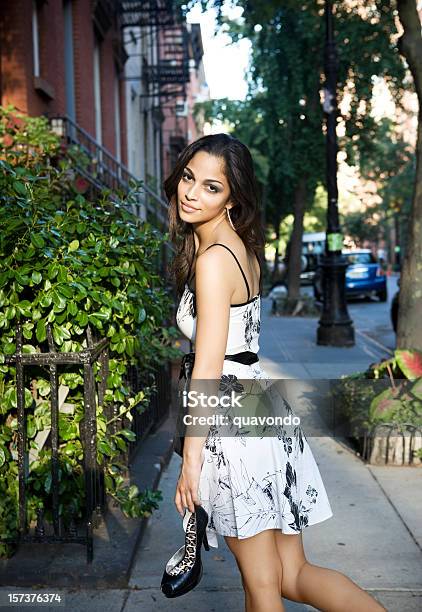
[{"left": 176, "top": 244, "right": 333, "bottom": 548}]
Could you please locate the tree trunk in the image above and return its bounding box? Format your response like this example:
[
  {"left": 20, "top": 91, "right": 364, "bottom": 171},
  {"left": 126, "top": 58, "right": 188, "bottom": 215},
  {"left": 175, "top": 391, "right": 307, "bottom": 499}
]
[
  {"left": 287, "top": 178, "right": 307, "bottom": 303},
  {"left": 396, "top": 0, "right": 422, "bottom": 350}
]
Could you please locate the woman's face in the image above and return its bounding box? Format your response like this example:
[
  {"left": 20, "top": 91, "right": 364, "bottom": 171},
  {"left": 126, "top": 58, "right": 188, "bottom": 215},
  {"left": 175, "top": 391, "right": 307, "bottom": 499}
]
[{"left": 177, "top": 151, "right": 232, "bottom": 223}]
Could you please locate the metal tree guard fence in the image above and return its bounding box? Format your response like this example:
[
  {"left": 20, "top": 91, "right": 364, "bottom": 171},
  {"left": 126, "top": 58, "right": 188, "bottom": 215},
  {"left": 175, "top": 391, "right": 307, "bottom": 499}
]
[
  {"left": 1, "top": 323, "right": 109, "bottom": 563},
  {"left": 362, "top": 422, "right": 422, "bottom": 465},
  {"left": 0, "top": 321, "right": 172, "bottom": 562}
]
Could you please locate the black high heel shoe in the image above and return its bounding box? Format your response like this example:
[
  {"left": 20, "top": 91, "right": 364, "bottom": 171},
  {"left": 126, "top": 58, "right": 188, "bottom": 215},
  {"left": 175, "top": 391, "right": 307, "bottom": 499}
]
[{"left": 161, "top": 504, "right": 210, "bottom": 598}]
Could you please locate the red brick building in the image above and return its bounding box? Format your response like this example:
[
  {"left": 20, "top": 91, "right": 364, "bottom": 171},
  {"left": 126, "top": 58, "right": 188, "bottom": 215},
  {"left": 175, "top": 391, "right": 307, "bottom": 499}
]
[
  {"left": 0, "top": 0, "right": 208, "bottom": 201},
  {"left": 1, "top": 0, "right": 128, "bottom": 163}
]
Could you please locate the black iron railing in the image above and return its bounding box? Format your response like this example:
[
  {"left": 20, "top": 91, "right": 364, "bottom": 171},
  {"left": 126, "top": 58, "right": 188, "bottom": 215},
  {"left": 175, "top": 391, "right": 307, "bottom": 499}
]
[
  {"left": 0, "top": 323, "right": 173, "bottom": 562},
  {"left": 1, "top": 324, "right": 108, "bottom": 563},
  {"left": 49, "top": 115, "right": 169, "bottom": 227},
  {"left": 128, "top": 361, "right": 172, "bottom": 460},
  {"left": 49, "top": 114, "right": 175, "bottom": 284}
]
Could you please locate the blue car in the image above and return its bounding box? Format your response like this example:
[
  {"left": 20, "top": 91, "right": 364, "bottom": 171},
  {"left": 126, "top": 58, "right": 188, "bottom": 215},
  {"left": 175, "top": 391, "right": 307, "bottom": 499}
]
[
  {"left": 344, "top": 249, "right": 387, "bottom": 301},
  {"left": 313, "top": 249, "right": 388, "bottom": 302}
]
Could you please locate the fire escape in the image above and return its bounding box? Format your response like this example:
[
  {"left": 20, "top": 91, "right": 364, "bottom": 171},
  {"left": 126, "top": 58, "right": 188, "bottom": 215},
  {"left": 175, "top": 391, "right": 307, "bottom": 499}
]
[{"left": 119, "top": 0, "right": 192, "bottom": 161}]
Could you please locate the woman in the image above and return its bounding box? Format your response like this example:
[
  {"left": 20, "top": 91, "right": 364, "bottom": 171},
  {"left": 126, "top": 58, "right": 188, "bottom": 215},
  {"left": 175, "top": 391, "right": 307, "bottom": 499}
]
[{"left": 163, "top": 133, "right": 385, "bottom": 612}]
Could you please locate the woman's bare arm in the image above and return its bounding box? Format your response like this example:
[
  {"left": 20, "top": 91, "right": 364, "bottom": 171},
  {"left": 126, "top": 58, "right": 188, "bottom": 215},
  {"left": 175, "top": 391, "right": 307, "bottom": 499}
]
[
  {"left": 183, "top": 247, "right": 233, "bottom": 459},
  {"left": 174, "top": 248, "right": 234, "bottom": 514}
]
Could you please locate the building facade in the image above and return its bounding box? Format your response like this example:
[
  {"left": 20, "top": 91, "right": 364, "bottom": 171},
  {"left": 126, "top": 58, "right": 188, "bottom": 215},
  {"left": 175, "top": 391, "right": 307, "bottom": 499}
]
[{"left": 1, "top": 0, "right": 208, "bottom": 200}]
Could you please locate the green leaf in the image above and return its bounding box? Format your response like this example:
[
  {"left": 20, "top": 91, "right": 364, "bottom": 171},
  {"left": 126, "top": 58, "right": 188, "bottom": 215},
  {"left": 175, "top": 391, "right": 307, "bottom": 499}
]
[
  {"left": 98, "top": 439, "right": 114, "bottom": 456},
  {"left": 126, "top": 336, "right": 134, "bottom": 356},
  {"left": 57, "top": 267, "right": 68, "bottom": 283},
  {"left": 137, "top": 308, "right": 146, "bottom": 324},
  {"left": 68, "top": 240, "right": 79, "bottom": 252},
  {"left": 40, "top": 294, "right": 52, "bottom": 308},
  {"left": 77, "top": 311, "right": 88, "bottom": 326},
  {"left": 128, "top": 484, "right": 139, "bottom": 500},
  {"left": 120, "top": 429, "right": 136, "bottom": 442},
  {"left": 0, "top": 446, "right": 6, "bottom": 468},
  {"left": 57, "top": 284, "right": 73, "bottom": 299},
  {"left": 46, "top": 309, "right": 56, "bottom": 323},
  {"left": 32, "top": 309, "right": 42, "bottom": 321},
  {"left": 47, "top": 263, "right": 59, "bottom": 279},
  {"left": 52, "top": 291, "right": 66, "bottom": 311},
  {"left": 114, "top": 436, "right": 127, "bottom": 452},
  {"left": 44, "top": 473, "right": 52, "bottom": 494},
  {"left": 410, "top": 378, "right": 422, "bottom": 400},
  {"left": 17, "top": 301, "right": 32, "bottom": 317},
  {"left": 60, "top": 326, "right": 71, "bottom": 340},
  {"left": 31, "top": 234, "right": 45, "bottom": 249},
  {"left": 31, "top": 271, "right": 42, "bottom": 284},
  {"left": 36, "top": 319, "right": 47, "bottom": 342},
  {"left": 13, "top": 181, "right": 27, "bottom": 195},
  {"left": 22, "top": 325, "right": 33, "bottom": 340},
  {"left": 67, "top": 301, "right": 78, "bottom": 316},
  {"left": 22, "top": 344, "right": 37, "bottom": 354},
  {"left": 52, "top": 325, "right": 63, "bottom": 346},
  {"left": 5, "top": 306, "right": 16, "bottom": 320}
]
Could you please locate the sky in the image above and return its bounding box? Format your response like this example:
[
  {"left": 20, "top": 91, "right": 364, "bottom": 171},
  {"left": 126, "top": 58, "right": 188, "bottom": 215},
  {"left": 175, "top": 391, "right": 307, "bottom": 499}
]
[{"left": 186, "top": 3, "right": 251, "bottom": 100}]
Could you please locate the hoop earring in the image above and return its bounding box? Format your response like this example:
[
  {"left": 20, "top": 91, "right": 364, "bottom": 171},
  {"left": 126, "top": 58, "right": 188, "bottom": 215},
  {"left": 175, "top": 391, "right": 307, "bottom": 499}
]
[{"left": 226, "top": 207, "right": 236, "bottom": 231}]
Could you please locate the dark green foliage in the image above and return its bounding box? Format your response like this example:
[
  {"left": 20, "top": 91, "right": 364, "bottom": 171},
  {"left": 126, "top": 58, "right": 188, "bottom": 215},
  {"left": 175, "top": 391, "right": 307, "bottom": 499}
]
[{"left": 0, "top": 106, "right": 178, "bottom": 557}]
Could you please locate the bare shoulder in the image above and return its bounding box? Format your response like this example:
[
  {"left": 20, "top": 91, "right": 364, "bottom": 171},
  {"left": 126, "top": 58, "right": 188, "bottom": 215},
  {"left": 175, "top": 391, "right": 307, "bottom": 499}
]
[
  {"left": 196, "top": 244, "right": 234, "bottom": 277},
  {"left": 195, "top": 245, "right": 237, "bottom": 297}
]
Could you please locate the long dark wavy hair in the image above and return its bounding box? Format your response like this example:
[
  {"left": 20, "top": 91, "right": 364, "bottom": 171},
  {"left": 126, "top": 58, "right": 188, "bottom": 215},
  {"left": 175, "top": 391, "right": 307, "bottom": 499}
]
[{"left": 163, "top": 133, "right": 265, "bottom": 295}]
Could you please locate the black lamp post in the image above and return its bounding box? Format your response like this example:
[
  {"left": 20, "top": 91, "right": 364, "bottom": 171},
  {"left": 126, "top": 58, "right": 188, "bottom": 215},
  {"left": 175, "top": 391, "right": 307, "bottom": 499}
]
[{"left": 316, "top": 0, "right": 355, "bottom": 347}]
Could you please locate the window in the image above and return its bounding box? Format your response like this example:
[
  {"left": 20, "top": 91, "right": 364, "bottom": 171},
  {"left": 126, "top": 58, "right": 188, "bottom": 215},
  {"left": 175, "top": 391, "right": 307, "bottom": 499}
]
[{"left": 345, "top": 253, "right": 376, "bottom": 265}]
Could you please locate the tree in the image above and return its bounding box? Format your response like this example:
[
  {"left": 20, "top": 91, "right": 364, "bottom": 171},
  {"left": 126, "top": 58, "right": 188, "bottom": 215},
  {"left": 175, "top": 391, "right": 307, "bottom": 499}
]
[
  {"left": 182, "top": 0, "right": 409, "bottom": 307},
  {"left": 341, "top": 117, "right": 415, "bottom": 250},
  {"left": 396, "top": 0, "right": 422, "bottom": 350}
]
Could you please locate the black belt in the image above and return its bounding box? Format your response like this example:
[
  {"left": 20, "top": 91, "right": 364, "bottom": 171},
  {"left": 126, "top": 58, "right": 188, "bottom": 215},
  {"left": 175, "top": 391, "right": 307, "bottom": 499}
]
[{"left": 179, "top": 350, "right": 259, "bottom": 381}]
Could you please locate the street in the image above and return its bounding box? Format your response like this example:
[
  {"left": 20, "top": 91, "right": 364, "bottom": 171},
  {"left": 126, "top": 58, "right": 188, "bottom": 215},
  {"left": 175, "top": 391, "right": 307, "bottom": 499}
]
[{"left": 300, "top": 274, "right": 399, "bottom": 360}]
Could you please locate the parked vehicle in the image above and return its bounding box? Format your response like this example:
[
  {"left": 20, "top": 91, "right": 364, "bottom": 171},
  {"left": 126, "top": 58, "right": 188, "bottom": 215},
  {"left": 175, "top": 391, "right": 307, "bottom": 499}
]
[
  {"left": 280, "top": 232, "right": 325, "bottom": 288},
  {"left": 313, "top": 249, "right": 388, "bottom": 302}
]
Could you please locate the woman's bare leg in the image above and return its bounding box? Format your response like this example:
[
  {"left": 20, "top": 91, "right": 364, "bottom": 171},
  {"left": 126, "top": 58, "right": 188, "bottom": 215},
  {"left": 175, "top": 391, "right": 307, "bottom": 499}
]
[
  {"left": 274, "top": 530, "right": 386, "bottom": 612},
  {"left": 224, "top": 530, "right": 285, "bottom": 612}
]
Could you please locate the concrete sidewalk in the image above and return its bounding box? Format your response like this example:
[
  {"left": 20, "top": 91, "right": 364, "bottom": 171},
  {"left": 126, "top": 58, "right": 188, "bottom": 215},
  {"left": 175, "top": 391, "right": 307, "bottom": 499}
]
[{"left": 1, "top": 297, "right": 421, "bottom": 611}]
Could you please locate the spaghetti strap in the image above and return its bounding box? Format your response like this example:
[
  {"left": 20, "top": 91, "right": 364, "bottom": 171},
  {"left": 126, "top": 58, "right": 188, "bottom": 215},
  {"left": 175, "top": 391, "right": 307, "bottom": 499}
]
[
  {"left": 204, "top": 243, "right": 250, "bottom": 300},
  {"left": 187, "top": 252, "right": 194, "bottom": 285},
  {"left": 255, "top": 251, "right": 262, "bottom": 294}
]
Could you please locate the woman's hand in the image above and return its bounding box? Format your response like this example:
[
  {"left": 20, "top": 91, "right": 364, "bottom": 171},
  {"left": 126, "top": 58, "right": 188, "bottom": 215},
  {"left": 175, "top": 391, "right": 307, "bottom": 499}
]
[{"left": 174, "top": 455, "right": 203, "bottom": 516}]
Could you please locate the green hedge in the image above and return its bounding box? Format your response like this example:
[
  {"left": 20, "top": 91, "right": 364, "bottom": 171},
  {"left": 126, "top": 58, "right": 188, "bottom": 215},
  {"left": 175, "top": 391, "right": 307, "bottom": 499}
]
[{"left": 0, "top": 105, "right": 181, "bottom": 557}]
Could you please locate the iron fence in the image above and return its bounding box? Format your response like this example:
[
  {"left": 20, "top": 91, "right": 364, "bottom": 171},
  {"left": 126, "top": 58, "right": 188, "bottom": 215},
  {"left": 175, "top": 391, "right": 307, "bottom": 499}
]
[{"left": 0, "top": 323, "right": 172, "bottom": 562}]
